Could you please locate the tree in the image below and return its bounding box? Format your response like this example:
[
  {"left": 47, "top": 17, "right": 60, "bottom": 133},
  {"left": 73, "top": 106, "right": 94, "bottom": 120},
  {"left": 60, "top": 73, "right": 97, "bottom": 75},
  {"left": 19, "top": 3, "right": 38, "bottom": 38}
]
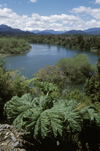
[
  {"left": 79, "top": 40, "right": 85, "bottom": 50},
  {"left": 77, "top": 34, "right": 84, "bottom": 44},
  {"left": 56, "top": 54, "right": 96, "bottom": 84}
]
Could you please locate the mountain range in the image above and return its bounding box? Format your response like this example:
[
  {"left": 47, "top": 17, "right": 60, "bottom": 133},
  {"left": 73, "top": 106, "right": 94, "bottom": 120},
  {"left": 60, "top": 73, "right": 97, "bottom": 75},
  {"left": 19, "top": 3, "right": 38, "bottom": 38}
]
[
  {"left": 32, "top": 27, "right": 100, "bottom": 35},
  {"left": 0, "top": 24, "right": 100, "bottom": 35},
  {"left": 64, "top": 30, "right": 87, "bottom": 35},
  {"left": 0, "top": 24, "right": 35, "bottom": 35},
  {"left": 32, "top": 30, "right": 66, "bottom": 35}
]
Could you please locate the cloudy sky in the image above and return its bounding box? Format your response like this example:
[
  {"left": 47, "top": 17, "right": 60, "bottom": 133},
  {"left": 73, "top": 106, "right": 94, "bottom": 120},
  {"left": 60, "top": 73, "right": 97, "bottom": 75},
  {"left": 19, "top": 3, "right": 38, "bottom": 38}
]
[{"left": 0, "top": 0, "right": 100, "bottom": 31}]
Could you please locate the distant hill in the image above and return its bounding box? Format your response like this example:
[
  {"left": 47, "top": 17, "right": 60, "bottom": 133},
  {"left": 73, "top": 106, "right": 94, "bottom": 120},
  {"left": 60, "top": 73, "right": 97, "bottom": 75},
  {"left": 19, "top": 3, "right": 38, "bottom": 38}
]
[
  {"left": 64, "top": 30, "right": 87, "bottom": 35},
  {"left": 1, "top": 24, "right": 100, "bottom": 35},
  {"left": 85, "top": 30, "right": 100, "bottom": 35},
  {"left": 32, "top": 30, "right": 40, "bottom": 34},
  {"left": 83, "top": 28, "right": 100, "bottom": 35},
  {"left": 0, "top": 24, "right": 21, "bottom": 32},
  {"left": 84, "top": 27, "right": 100, "bottom": 32},
  {"left": 0, "top": 24, "right": 35, "bottom": 35},
  {"left": 32, "top": 30, "right": 65, "bottom": 35},
  {"left": 37, "top": 31, "right": 53, "bottom": 35},
  {"left": 34, "top": 28, "right": 100, "bottom": 35}
]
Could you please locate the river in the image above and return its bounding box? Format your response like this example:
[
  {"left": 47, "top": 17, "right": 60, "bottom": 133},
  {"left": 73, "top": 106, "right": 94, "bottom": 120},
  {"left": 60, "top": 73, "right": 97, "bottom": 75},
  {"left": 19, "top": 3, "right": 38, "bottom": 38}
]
[{"left": 4, "top": 43, "right": 99, "bottom": 91}]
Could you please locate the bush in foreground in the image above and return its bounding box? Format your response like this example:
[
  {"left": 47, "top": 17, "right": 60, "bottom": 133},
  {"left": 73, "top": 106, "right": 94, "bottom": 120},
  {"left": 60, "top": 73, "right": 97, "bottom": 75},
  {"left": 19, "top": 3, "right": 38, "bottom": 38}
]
[
  {"left": 4, "top": 93, "right": 100, "bottom": 150},
  {"left": 0, "top": 57, "right": 33, "bottom": 118}
]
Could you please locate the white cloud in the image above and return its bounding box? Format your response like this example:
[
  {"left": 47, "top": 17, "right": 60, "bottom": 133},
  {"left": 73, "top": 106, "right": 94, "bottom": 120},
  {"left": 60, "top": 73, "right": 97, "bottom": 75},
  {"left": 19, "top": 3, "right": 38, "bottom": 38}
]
[
  {"left": 0, "top": 6, "right": 100, "bottom": 31},
  {"left": 69, "top": 6, "right": 100, "bottom": 29},
  {"left": 0, "top": 5, "right": 2, "bottom": 7},
  {"left": 30, "top": 0, "right": 37, "bottom": 2},
  {"left": 0, "top": 7, "right": 85, "bottom": 31},
  {"left": 70, "top": 6, "right": 91, "bottom": 14},
  {"left": 70, "top": 6, "right": 100, "bottom": 20},
  {"left": 95, "top": 0, "right": 100, "bottom": 4}
]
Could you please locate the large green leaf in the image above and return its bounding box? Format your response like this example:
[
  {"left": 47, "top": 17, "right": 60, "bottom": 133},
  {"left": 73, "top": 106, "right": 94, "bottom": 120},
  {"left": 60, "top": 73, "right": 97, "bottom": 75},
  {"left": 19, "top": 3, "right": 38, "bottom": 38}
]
[
  {"left": 80, "top": 105, "right": 100, "bottom": 125},
  {"left": 4, "top": 93, "right": 100, "bottom": 141}
]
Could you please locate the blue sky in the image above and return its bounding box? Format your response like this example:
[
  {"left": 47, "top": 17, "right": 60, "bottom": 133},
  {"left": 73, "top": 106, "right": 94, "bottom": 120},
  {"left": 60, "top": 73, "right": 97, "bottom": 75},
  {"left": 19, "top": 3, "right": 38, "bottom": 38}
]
[{"left": 0, "top": 0, "right": 100, "bottom": 31}]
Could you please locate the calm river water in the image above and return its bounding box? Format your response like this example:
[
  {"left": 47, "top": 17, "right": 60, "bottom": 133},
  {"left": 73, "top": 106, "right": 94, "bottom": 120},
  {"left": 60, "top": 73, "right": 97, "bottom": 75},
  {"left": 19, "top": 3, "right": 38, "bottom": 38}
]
[{"left": 4, "top": 43, "right": 99, "bottom": 91}]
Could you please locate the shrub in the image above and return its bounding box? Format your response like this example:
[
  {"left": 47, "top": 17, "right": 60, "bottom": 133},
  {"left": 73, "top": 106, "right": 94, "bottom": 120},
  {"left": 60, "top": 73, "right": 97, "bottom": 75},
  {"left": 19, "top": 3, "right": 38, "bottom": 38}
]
[
  {"left": 63, "top": 89, "right": 92, "bottom": 104},
  {"left": 4, "top": 93, "right": 100, "bottom": 145},
  {"left": 33, "top": 65, "right": 69, "bottom": 89},
  {"left": 33, "top": 81, "right": 59, "bottom": 97},
  {"left": 0, "top": 58, "right": 33, "bottom": 118},
  {"left": 84, "top": 56, "right": 100, "bottom": 102},
  {"left": 0, "top": 37, "right": 31, "bottom": 54},
  {"left": 56, "top": 54, "right": 96, "bottom": 84}
]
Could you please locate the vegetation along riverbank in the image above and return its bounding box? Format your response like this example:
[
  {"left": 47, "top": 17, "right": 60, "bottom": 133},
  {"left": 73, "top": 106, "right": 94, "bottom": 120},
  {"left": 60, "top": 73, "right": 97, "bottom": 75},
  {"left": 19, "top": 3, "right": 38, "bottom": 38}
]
[
  {"left": 14, "top": 34, "right": 100, "bottom": 54},
  {"left": 0, "top": 34, "right": 100, "bottom": 55},
  {"left": 0, "top": 36, "right": 31, "bottom": 56},
  {"left": 0, "top": 34, "right": 100, "bottom": 150}
]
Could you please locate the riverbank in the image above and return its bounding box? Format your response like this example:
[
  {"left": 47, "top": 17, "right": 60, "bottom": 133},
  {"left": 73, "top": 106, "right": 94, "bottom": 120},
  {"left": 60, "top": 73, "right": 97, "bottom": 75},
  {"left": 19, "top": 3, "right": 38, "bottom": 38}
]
[
  {"left": 90, "top": 49, "right": 97, "bottom": 52},
  {"left": 0, "top": 47, "right": 31, "bottom": 57},
  {"left": 0, "top": 37, "right": 31, "bottom": 56},
  {"left": 16, "top": 34, "right": 100, "bottom": 55},
  {"left": 0, "top": 124, "right": 35, "bottom": 151}
]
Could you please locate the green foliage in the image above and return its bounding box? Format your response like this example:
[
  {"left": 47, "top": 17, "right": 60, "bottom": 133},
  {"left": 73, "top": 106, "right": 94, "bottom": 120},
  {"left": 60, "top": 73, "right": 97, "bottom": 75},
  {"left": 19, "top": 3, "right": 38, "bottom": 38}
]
[
  {"left": 56, "top": 54, "right": 96, "bottom": 84},
  {"left": 84, "top": 56, "right": 100, "bottom": 102},
  {"left": 4, "top": 93, "right": 100, "bottom": 143},
  {"left": 84, "top": 75, "right": 100, "bottom": 102},
  {"left": 0, "top": 37, "right": 31, "bottom": 54},
  {"left": 0, "top": 58, "right": 33, "bottom": 118},
  {"left": 0, "top": 57, "right": 6, "bottom": 68},
  {"left": 33, "top": 54, "right": 95, "bottom": 90},
  {"left": 76, "top": 34, "right": 84, "bottom": 45},
  {"left": 63, "top": 89, "right": 92, "bottom": 103},
  {"left": 33, "top": 81, "right": 59, "bottom": 96},
  {"left": 33, "top": 65, "right": 69, "bottom": 89},
  {"left": 0, "top": 69, "right": 31, "bottom": 100},
  {"left": 17, "top": 34, "right": 100, "bottom": 53}
]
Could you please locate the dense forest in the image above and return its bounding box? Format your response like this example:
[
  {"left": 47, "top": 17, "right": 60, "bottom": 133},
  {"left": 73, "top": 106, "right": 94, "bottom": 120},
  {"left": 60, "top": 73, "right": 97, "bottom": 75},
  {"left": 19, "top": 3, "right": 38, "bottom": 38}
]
[
  {"left": 15, "top": 34, "right": 100, "bottom": 53},
  {"left": 0, "top": 34, "right": 100, "bottom": 150},
  {"left": 0, "top": 34, "right": 100, "bottom": 55}
]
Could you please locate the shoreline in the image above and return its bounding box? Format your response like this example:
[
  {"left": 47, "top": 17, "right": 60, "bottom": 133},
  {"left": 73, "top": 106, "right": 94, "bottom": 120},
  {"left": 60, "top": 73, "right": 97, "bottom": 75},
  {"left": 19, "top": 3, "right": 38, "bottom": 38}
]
[
  {"left": 0, "top": 46, "right": 97, "bottom": 58},
  {"left": 0, "top": 47, "right": 32, "bottom": 57},
  {"left": 90, "top": 49, "right": 97, "bottom": 52}
]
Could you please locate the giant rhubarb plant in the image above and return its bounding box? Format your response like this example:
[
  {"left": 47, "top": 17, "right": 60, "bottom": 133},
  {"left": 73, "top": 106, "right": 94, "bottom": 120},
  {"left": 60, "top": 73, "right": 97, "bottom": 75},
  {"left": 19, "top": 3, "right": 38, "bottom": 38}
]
[{"left": 4, "top": 93, "right": 100, "bottom": 141}]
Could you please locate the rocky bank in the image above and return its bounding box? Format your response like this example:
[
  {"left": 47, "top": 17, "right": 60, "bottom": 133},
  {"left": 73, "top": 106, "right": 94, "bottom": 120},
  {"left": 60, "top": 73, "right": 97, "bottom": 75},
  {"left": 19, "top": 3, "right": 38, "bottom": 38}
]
[{"left": 0, "top": 124, "right": 34, "bottom": 151}]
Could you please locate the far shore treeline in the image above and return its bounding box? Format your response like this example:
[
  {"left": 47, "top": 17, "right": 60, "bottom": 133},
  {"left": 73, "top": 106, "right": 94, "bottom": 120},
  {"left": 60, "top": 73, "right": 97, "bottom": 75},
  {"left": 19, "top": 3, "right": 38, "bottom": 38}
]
[
  {"left": 0, "top": 34, "right": 100, "bottom": 150},
  {"left": 0, "top": 34, "right": 100, "bottom": 55}
]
